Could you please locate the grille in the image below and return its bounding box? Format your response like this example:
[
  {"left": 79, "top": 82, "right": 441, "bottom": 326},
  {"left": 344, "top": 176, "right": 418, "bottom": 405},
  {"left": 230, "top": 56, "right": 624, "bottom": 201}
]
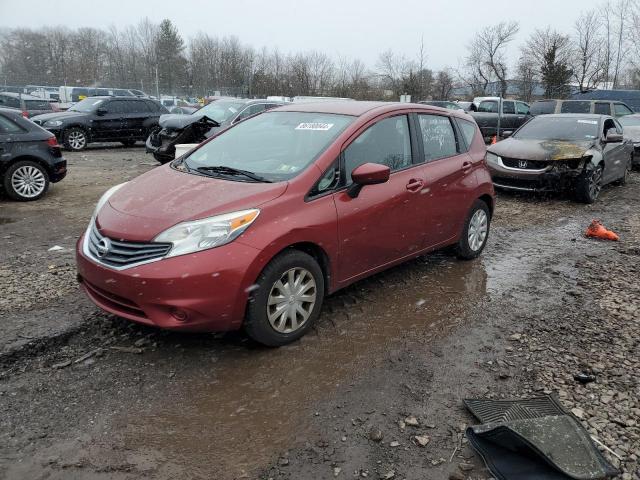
[
  {"left": 87, "top": 223, "right": 172, "bottom": 268},
  {"left": 501, "top": 157, "right": 548, "bottom": 170}
]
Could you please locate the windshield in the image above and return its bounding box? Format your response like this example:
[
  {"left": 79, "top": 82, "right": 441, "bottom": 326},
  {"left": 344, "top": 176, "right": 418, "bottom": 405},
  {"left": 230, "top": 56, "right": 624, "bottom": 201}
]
[
  {"left": 184, "top": 111, "right": 354, "bottom": 181},
  {"left": 197, "top": 101, "right": 246, "bottom": 123},
  {"left": 514, "top": 117, "right": 599, "bottom": 141},
  {"left": 69, "top": 97, "right": 104, "bottom": 112},
  {"left": 619, "top": 115, "right": 640, "bottom": 127}
]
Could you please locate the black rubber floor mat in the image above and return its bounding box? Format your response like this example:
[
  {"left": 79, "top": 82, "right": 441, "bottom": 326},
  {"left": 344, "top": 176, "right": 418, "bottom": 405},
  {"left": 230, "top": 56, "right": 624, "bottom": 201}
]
[{"left": 464, "top": 396, "right": 619, "bottom": 480}]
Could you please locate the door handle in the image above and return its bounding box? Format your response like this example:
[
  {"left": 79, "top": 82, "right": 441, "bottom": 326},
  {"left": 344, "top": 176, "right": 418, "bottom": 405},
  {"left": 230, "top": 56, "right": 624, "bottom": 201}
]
[
  {"left": 406, "top": 178, "right": 424, "bottom": 192},
  {"left": 462, "top": 161, "right": 473, "bottom": 172}
]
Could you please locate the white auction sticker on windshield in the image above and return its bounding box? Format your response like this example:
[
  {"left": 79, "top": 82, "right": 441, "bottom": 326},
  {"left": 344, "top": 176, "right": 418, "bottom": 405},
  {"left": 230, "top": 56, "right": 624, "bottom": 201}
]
[
  {"left": 577, "top": 120, "right": 598, "bottom": 124},
  {"left": 295, "top": 122, "right": 334, "bottom": 131}
]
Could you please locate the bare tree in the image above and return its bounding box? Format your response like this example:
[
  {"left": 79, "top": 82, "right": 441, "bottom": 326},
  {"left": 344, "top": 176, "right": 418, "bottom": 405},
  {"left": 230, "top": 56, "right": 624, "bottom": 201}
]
[
  {"left": 469, "top": 21, "right": 520, "bottom": 96},
  {"left": 571, "top": 10, "right": 606, "bottom": 92}
]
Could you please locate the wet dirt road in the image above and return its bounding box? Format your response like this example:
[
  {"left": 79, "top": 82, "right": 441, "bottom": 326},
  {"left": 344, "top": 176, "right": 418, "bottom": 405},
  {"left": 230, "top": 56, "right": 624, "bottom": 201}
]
[{"left": 1, "top": 146, "right": 638, "bottom": 479}]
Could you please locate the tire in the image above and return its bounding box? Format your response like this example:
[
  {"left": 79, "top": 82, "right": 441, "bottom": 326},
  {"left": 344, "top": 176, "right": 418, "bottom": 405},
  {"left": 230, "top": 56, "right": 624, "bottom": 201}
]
[
  {"left": 3, "top": 160, "right": 50, "bottom": 201},
  {"left": 455, "top": 200, "right": 491, "bottom": 260},
  {"left": 120, "top": 139, "right": 137, "bottom": 147},
  {"left": 63, "top": 127, "right": 88, "bottom": 151},
  {"left": 244, "top": 250, "right": 325, "bottom": 347},
  {"left": 574, "top": 164, "right": 603, "bottom": 204}
]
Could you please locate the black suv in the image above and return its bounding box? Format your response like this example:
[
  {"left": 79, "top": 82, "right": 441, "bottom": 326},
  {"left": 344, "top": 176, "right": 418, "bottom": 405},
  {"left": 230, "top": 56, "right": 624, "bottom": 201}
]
[
  {"left": 31, "top": 96, "right": 169, "bottom": 151},
  {"left": 0, "top": 107, "right": 66, "bottom": 201}
]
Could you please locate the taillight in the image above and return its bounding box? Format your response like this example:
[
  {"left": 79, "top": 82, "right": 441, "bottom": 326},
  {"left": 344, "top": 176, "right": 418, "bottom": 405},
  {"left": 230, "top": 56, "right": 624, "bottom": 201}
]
[
  {"left": 22, "top": 111, "right": 29, "bottom": 118},
  {"left": 47, "top": 137, "right": 59, "bottom": 147}
]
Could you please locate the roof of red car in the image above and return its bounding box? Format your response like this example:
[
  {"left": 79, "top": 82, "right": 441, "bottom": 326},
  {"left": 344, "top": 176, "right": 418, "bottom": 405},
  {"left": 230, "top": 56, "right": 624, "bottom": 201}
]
[{"left": 277, "top": 101, "right": 398, "bottom": 116}]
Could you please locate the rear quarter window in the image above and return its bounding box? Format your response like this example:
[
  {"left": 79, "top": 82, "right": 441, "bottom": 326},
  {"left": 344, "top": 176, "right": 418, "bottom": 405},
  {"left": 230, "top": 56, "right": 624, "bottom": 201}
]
[
  {"left": 0, "top": 114, "right": 24, "bottom": 133},
  {"left": 530, "top": 101, "right": 556, "bottom": 115},
  {"left": 560, "top": 101, "right": 591, "bottom": 114},
  {"left": 456, "top": 118, "right": 477, "bottom": 151}
]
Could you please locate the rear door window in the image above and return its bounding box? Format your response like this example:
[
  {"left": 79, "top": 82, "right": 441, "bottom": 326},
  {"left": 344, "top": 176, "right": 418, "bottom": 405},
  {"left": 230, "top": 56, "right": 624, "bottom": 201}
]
[
  {"left": 614, "top": 103, "right": 634, "bottom": 117},
  {"left": 560, "top": 101, "right": 591, "bottom": 113},
  {"left": 104, "top": 101, "right": 126, "bottom": 114},
  {"left": 530, "top": 101, "right": 556, "bottom": 115},
  {"left": 130, "top": 100, "right": 150, "bottom": 113},
  {"left": 0, "top": 95, "right": 21, "bottom": 109},
  {"left": 25, "top": 99, "right": 50, "bottom": 110},
  {"left": 594, "top": 102, "right": 610, "bottom": 115},
  {"left": 344, "top": 115, "right": 412, "bottom": 181},
  {"left": 418, "top": 114, "right": 458, "bottom": 161},
  {"left": 502, "top": 101, "right": 515, "bottom": 114},
  {"left": 456, "top": 118, "right": 477, "bottom": 151}
]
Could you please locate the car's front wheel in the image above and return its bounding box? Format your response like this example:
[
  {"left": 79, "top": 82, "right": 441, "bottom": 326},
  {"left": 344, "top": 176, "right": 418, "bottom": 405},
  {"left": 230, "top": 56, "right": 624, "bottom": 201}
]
[
  {"left": 455, "top": 200, "right": 491, "bottom": 260},
  {"left": 575, "top": 164, "right": 603, "bottom": 204},
  {"left": 63, "top": 127, "right": 88, "bottom": 151},
  {"left": 4, "top": 160, "right": 50, "bottom": 201},
  {"left": 244, "top": 250, "right": 325, "bottom": 347}
]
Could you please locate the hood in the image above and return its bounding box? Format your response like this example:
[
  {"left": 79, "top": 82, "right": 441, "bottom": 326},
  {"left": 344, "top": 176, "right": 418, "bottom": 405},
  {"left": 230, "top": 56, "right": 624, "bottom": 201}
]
[
  {"left": 97, "top": 165, "right": 288, "bottom": 241},
  {"left": 623, "top": 125, "right": 640, "bottom": 142},
  {"left": 488, "top": 138, "right": 596, "bottom": 161},
  {"left": 31, "top": 111, "right": 86, "bottom": 122},
  {"left": 159, "top": 113, "right": 218, "bottom": 130}
]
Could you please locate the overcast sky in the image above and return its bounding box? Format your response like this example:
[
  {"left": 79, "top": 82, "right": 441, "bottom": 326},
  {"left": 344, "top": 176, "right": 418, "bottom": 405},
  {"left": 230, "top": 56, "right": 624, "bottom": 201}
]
[{"left": 0, "top": 0, "right": 599, "bottom": 70}]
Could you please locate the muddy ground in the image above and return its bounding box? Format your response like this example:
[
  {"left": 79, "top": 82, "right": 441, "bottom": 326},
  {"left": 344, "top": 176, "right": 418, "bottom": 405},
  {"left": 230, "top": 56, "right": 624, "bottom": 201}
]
[{"left": 0, "top": 144, "right": 638, "bottom": 480}]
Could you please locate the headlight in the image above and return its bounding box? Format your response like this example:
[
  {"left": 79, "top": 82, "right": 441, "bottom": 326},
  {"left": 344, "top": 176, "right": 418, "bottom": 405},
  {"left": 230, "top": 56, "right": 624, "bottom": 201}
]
[
  {"left": 44, "top": 120, "right": 63, "bottom": 127},
  {"left": 155, "top": 209, "right": 260, "bottom": 258},
  {"left": 93, "top": 182, "right": 127, "bottom": 219},
  {"left": 486, "top": 152, "right": 501, "bottom": 165}
]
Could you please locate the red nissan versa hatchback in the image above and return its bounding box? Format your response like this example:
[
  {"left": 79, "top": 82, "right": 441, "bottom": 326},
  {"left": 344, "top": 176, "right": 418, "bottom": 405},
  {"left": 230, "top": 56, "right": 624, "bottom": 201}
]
[{"left": 76, "top": 101, "right": 494, "bottom": 346}]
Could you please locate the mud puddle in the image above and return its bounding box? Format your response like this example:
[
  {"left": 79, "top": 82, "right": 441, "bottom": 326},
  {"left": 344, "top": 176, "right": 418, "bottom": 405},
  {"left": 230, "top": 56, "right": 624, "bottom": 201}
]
[{"left": 118, "top": 253, "right": 490, "bottom": 477}]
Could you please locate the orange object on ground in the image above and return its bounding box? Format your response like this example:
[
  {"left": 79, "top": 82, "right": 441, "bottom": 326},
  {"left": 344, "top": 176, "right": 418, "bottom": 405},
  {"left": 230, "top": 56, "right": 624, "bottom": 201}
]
[{"left": 585, "top": 220, "right": 619, "bottom": 241}]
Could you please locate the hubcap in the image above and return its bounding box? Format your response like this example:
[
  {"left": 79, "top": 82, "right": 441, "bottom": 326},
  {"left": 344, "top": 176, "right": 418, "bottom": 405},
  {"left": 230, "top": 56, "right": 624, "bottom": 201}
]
[
  {"left": 68, "top": 130, "right": 86, "bottom": 149},
  {"left": 589, "top": 167, "right": 603, "bottom": 199},
  {"left": 11, "top": 165, "right": 46, "bottom": 198},
  {"left": 267, "top": 267, "right": 317, "bottom": 333},
  {"left": 468, "top": 209, "right": 488, "bottom": 252}
]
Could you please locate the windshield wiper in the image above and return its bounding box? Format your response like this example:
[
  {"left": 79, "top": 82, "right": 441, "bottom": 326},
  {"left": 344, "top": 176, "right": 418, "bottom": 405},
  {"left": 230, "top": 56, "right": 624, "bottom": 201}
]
[{"left": 196, "top": 165, "right": 272, "bottom": 183}]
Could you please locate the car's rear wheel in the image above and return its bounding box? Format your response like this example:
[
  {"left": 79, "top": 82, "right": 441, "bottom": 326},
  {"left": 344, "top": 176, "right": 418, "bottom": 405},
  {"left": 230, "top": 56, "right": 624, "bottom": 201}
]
[
  {"left": 4, "top": 160, "right": 50, "bottom": 201},
  {"left": 63, "top": 127, "right": 88, "bottom": 151},
  {"left": 455, "top": 200, "right": 490, "bottom": 260},
  {"left": 575, "top": 164, "right": 603, "bottom": 204},
  {"left": 244, "top": 250, "right": 325, "bottom": 347}
]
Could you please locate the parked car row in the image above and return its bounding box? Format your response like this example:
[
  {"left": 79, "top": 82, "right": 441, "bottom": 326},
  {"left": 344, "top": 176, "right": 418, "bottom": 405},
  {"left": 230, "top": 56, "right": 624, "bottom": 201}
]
[{"left": 2, "top": 95, "right": 637, "bottom": 347}]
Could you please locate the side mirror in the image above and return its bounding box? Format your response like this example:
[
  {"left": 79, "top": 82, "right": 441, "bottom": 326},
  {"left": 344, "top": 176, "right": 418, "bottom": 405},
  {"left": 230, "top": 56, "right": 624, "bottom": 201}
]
[
  {"left": 604, "top": 129, "right": 623, "bottom": 143},
  {"left": 347, "top": 162, "right": 390, "bottom": 198},
  {"left": 96, "top": 108, "right": 107, "bottom": 116},
  {"left": 501, "top": 131, "right": 513, "bottom": 138}
]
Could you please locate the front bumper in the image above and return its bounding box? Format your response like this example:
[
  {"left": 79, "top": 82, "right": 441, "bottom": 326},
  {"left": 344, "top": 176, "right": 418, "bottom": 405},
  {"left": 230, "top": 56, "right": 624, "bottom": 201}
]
[
  {"left": 488, "top": 157, "right": 584, "bottom": 192},
  {"left": 76, "top": 233, "right": 264, "bottom": 332}
]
